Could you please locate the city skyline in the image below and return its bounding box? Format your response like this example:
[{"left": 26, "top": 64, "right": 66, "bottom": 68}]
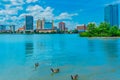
[{"left": 0, "top": 0, "right": 120, "bottom": 30}]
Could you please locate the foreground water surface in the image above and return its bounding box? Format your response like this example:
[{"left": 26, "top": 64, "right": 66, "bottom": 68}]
[{"left": 0, "top": 34, "right": 120, "bottom": 80}]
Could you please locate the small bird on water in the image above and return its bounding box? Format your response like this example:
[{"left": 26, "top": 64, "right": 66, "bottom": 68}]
[
  {"left": 51, "top": 68, "right": 60, "bottom": 73},
  {"left": 34, "top": 63, "right": 39, "bottom": 70},
  {"left": 71, "top": 74, "right": 78, "bottom": 80}
]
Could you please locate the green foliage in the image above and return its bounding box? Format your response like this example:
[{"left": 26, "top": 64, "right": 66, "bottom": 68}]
[
  {"left": 80, "top": 32, "right": 88, "bottom": 37},
  {"left": 87, "top": 23, "right": 96, "bottom": 33},
  {"left": 109, "top": 26, "right": 118, "bottom": 36},
  {"left": 80, "top": 22, "right": 120, "bottom": 37},
  {"left": 98, "top": 22, "right": 110, "bottom": 34}
]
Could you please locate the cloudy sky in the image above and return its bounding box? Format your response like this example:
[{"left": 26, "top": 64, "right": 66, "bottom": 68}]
[{"left": 0, "top": 0, "right": 120, "bottom": 30}]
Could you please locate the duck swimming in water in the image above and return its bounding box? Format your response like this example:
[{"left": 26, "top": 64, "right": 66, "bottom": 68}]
[
  {"left": 71, "top": 74, "right": 78, "bottom": 80},
  {"left": 51, "top": 68, "right": 60, "bottom": 73},
  {"left": 34, "top": 63, "right": 39, "bottom": 69}
]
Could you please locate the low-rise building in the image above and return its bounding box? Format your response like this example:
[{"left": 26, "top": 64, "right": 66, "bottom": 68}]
[
  {"left": 76, "top": 24, "right": 87, "bottom": 32},
  {"left": 65, "top": 27, "right": 68, "bottom": 32},
  {"left": 36, "top": 29, "right": 57, "bottom": 33},
  {"left": 0, "top": 25, "right": 6, "bottom": 32}
]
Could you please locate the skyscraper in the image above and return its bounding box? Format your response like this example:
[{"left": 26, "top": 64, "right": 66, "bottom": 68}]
[
  {"left": 59, "top": 22, "right": 66, "bottom": 31},
  {"left": 36, "top": 19, "right": 42, "bottom": 29},
  {"left": 25, "top": 15, "right": 33, "bottom": 31},
  {"left": 104, "top": 4, "right": 119, "bottom": 27}
]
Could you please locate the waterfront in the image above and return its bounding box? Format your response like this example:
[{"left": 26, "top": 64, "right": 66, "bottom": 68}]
[{"left": 0, "top": 34, "right": 120, "bottom": 80}]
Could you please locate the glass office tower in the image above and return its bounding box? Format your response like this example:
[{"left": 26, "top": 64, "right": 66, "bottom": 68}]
[
  {"left": 104, "top": 4, "right": 119, "bottom": 27},
  {"left": 25, "top": 16, "right": 33, "bottom": 31}
]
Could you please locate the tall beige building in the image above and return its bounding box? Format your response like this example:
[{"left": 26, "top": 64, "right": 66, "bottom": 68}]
[{"left": 37, "top": 19, "right": 42, "bottom": 29}]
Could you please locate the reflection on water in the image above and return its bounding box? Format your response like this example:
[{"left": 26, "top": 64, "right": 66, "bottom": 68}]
[
  {"left": 25, "top": 42, "right": 34, "bottom": 56},
  {"left": 88, "top": 39, "right": 96, "bottom": 52},
  {"left": 102, "top": 39, "right": 119, "bottom": 65}
]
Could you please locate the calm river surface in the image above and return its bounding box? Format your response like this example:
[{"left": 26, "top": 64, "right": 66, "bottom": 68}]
[{"left": 0, "top": 34, "right": 120, "bottom": 80}]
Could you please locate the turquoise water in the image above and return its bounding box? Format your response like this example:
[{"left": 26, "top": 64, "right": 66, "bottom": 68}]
[{"left": 0, "top": 34, "right": 120, "bottom": 80}]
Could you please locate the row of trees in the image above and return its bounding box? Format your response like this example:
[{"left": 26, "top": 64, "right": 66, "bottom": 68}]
[{"left": 80, "top": 22, "right": 120, "bottom": 37}]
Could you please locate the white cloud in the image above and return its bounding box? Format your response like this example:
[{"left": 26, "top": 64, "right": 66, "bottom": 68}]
[
  {"left": 0, "top": 1, "right": 78, "bottom": 29},
  {"left": 26, "top": 5, "right": 44, "bottom": 11},
  {"left": 16, "top": 6, "right": 23, "bottom": 10},
  {"left": 25, "top": 5, "right": 54, "bottom": 20},
  {"left": 25, "top": 5, "right": 77, "bottom": 20},
  {"left": 55, "top": 12, "right": 78, "bottom": 20},
  {"left": 0, "top": 9, "right": 18, "bottom": 15},
  {"left": 26, "top": 0, "right": 38, "bottom": 3},
  {"left": 10, "top": 0, "right": 25, "bottom": 6}
]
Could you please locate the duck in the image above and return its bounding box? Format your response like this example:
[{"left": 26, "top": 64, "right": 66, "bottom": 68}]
[
  {"left": 71, "top": 74, "right": 78, "bottom": 80},
  {"left": 34, "top": 63, "right": 39, "bottom": 69},
  {"left": 51, "top": 68, "right": 60, "bottom": 73}
]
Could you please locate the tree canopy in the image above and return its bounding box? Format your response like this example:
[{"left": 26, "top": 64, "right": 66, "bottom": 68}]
[{"left": 80, "top": 22, "right": 120, "bottom": 37}]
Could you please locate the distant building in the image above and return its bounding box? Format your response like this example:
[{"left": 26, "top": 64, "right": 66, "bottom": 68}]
[
  {"left": 65, "top": 27, "right": 68, "bottom": 32},
  {"left": 104, "top": 4, "right": 119, "bottom": 27},
  {"left": 41, "top": 19, "right": 54, "bottom": 29},
  {"left": 53, "top": 26, "right": 59, "bottom": 32},
  {"left": 36, "top": 29, "right": 56, "bottom": 33},
  {"left": 44, "top": 22, "right": 53, "bottom": 29},
  {"left": 59, "top": 22, "right": 66, "bottom": 32},
  {"left": 18, "top": 26, "right": 25, "bottom": 33},
  {"left": 76, "top": 24, "right": 87, "bottom": 32},
  {"left": 54, "top": 26, "right": 58, "bottom": 30},
  {"left": 52, "top": 20, "right": 54, "bottom": 29},
  {"left": 25, "top": 15, "right": 33, "bottom": 32},
  {"left": 36, "top": 18, "right": 55, "bottom": 33},
  {"left": 10, "top": 25, "right": 15, "bottom": 33},
  {"left": 0, "top": 25, "right": 6, "bottom": 32},
  {"left": 36, "top": 19, "right": 42, "bottom": 29},
  {"left": 42, "top": 18, "right": 45, "bottom": 29}
]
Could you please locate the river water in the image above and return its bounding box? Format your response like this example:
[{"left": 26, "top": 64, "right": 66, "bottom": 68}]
[{"left": 0, "top": 34, "right": 120, "bottom": 80}]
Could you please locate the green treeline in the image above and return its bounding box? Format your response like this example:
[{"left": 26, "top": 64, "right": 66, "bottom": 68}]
[{"left": 80, "top": 22, "right": 120, "bottom": 37}]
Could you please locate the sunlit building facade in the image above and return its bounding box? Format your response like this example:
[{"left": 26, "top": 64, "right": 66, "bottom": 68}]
[
  {"left": 76, "top": 24, "right": 87, "bottom": 32},
  {"left": 36, "top": 19, "right": 42, "bottom": 29},
  {"left": 59, "top": 22, "right": 66, "bottom": 31}
]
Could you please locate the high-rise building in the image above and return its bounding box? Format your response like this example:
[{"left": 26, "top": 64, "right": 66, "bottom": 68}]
[
  {"left": 59, "top": 22, "right": 66, "bottom": 31},
  {"left": 25, "top": 15, "right": 33, "bottom": 31},
  {"left": 44, "top": 22, "right": 53, "bottom": 29},
  {"left": 104, "top": 4, "right": 119, "bottom": 27},
  {"left": 36, "top": 19, "right": 42, "bottom": 29}
]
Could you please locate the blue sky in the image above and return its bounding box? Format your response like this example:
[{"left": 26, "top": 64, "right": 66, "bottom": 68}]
[{"left": 0, "top": 0, "right": 120, "bottom": 29}]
